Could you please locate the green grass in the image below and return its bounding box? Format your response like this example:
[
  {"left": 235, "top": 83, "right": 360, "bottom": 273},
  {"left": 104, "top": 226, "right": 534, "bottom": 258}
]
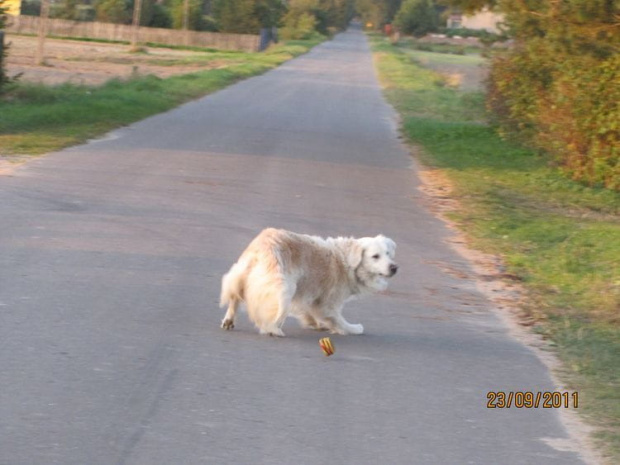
[
  {"left": 371, "top": 34, "right": 620, "bottom": 462},
  {"left": 0, "top": 39, "right": 321, "bottom": 156},
  {"left": 396, "top": 36, "right": 484, "bottom": 56},
  {"left": 400, "top": 48, "right": 486, "bottom": 66}
]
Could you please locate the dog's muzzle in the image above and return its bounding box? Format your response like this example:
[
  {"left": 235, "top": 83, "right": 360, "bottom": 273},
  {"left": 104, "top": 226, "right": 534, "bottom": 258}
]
[{"left": 389, "top": 264, "right": 398, "bottom": 277}]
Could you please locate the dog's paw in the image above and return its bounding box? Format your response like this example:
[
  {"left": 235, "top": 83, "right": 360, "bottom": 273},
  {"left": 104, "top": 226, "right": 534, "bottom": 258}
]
[
  {"left": 349, "top": 323, "right": 364, "bottom": 335},
  {"left": 331, "top": 323, "right": 364, "bottom": 335},
  {"left": 260, "top": 327, "right": 285, "bottom": 337},
  {"left": 221, "top": 319, "right": 235, "bottom": 330}
]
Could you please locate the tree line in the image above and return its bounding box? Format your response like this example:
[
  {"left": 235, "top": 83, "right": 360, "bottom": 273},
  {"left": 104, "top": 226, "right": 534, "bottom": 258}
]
[{"left": 16, "top": 0, "right": 354, "bottom": 39}]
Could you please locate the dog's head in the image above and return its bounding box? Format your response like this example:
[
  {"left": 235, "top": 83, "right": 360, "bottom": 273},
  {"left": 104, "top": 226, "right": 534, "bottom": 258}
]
[{"left": 348, "top": 235, "right": 398, "bottom": 292}]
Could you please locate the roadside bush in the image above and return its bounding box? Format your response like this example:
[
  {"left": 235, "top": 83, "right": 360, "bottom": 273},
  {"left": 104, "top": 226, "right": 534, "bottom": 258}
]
[
  {"left": 538, "top": 53, "right": 619, "bottom": 188},
  {"left": 486, "top": 0, "right": 620, "bottom": 190}
]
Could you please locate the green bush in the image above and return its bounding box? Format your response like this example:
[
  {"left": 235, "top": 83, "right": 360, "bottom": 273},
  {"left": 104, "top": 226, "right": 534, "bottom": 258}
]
[{"left": 486, "top": 0, "right": 620, "bottom": 190}]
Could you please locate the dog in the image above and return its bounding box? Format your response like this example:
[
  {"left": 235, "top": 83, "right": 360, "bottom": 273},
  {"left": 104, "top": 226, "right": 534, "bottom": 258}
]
[{"left": 219, "top": 228, "right": 398, "bottom": 337}]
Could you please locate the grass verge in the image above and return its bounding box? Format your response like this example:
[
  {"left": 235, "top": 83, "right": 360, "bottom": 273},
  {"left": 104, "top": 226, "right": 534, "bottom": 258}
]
[
  {"left": 0, "top": 38, "right": 321, "bottom": 156},
  {"left": 396, "top": 36, "right": 485, "bottom": 55},
  {"left": 370, "top": 34, "right": 620, "bottom": 462}
]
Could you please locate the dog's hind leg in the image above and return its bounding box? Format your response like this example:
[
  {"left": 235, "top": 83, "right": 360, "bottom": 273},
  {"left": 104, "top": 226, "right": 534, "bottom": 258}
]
[
  {"left": 261, "top": 282, "right": 295, "bottom": 337},
  {"left": 220, "top": 261, "right": 247, "bottom": 331},
  {"left": 221, "top": 298, "right": 239, "bottom": 330}
]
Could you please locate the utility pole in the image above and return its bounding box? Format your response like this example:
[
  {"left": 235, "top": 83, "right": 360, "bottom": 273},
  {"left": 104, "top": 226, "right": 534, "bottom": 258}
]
[
  {"left": 130, "top": 0, "right": 143, "bottom": 51},
  {"left": 35, "top": 0, "right": 50, "bottom": 65}
]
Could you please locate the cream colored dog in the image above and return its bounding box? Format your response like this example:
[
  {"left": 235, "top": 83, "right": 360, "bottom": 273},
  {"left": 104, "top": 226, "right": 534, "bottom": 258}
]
[{"left": 220, "top": 228, "right": 398, "bottom": 337}]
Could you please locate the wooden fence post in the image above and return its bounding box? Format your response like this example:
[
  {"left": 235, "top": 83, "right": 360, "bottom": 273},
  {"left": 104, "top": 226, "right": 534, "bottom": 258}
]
[
  {"left": 35, "top": 0, "right": 50, "bottom": 65},
  {"left": 130, "top": 0, "right": 143, "bottom": 51}
]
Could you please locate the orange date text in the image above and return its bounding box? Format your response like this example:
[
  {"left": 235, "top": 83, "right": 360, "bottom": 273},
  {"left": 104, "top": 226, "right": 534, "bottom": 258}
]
[{"left": 486, "top": 391, "right": 578, "bottom": 409}]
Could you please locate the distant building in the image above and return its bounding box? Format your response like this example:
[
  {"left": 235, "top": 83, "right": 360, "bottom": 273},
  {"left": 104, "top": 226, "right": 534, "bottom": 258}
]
[
  {"left": 5, "top": 0, "right": 21, "bottom": 15},
  {"left": 447, "top": 13, "right": 462, "bottom": 29},
  {"left": 448, "top": 8, "right": 504, "bottom": 33}
]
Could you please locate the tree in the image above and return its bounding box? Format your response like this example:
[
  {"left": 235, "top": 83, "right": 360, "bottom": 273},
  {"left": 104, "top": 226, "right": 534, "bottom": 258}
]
[
  {"left": 394, "top": 0, "right": 438, "bottom": 36},
  {"left": 438, "top": 0, "right": 496, "bottom": 14},
  {"left": 255, "top": 0, "right": 287, "bottom": 28},
  {"left": 149, "top": 2, "right": 172, "bottom": 28},
  {"left": 354, "top": 0, "right": 387, "bottom": 28},
  {"left": 169, "top": 0, "right": 203, "bottom": 30},
  {"left": 280, "top": 0, "right": 319, "bottom": 39},
  {"left": 318, "top": 0, "right": 353, "bottom": 32},
  {"left": 0, "top": 0, "right": 12, "bottom": 92},
  {"left": 385, "top": 0, "right": 402, "bottom": 23},
  {"left": 53, "top": 0, "right": 95, "bottom": 20},
  {"left": 213, "top": 0, "right": 262, "bottom": 33},
  {"left": 130, "top": 0, "right": 159, "bottom": 26},
  {"left": 95, "top": 0, "right": 131, "bottom": 24}
]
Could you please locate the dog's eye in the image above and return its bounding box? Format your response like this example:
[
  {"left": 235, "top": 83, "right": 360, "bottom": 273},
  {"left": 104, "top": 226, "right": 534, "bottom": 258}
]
[{"left": 372, "top": 254, "right": 380, "bottom": 260}]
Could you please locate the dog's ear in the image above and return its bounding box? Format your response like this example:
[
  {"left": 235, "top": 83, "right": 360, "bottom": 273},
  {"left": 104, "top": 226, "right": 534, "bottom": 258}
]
[
  {"left": 346, "top": 239, "right": 366, "bottom": 269},
  {"left": 379, "top": 235, "right": 396, "bottom": 254}
]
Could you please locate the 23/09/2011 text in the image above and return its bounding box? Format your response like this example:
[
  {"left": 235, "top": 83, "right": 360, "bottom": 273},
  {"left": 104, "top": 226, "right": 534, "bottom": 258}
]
[{"left": 487, "top": 391, "right": 578, "bottom": 409}]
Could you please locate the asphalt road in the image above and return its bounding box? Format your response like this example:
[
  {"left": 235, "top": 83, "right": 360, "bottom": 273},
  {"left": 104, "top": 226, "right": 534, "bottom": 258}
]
[{"left": 0, "top": 30, "right": 588, "bottom": 465}]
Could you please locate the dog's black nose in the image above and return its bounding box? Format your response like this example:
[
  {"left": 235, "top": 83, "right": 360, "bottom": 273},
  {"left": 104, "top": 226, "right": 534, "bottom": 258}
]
[{"left": 389, "top": 264, "right": 398, "bottom": 276}]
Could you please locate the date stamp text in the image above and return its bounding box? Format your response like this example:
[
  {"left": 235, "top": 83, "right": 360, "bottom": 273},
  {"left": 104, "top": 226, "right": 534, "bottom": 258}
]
[{"left": 487, "top": 391, "right": 579, "bottom": 409}]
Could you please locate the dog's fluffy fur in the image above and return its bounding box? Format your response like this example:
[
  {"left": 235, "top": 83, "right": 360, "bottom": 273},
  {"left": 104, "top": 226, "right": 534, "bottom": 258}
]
[{"left": 220, "top": 228, "right": 398, "bottom": 337}]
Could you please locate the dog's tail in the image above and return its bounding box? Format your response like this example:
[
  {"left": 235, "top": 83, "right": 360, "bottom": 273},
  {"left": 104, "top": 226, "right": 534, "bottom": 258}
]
[{"left": 220, "top": 259, "right": 249, "bottom": 308}]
